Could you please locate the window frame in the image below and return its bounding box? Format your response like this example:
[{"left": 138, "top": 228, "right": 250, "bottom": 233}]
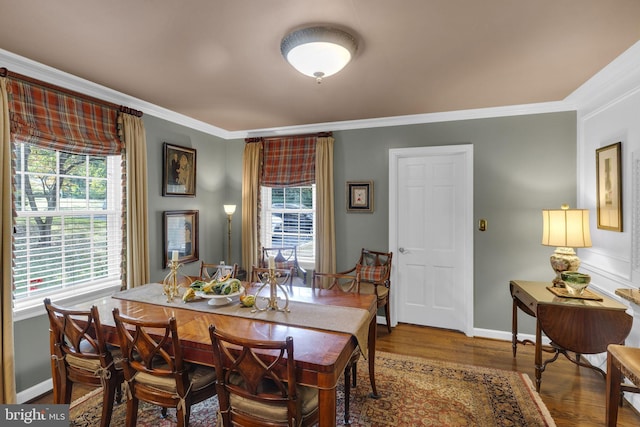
[
  {"left": 12, "top": 143, "right": 123, "bottom": 321},
  {"left": 260, "top": 185, "right": 316, "bottom": 266}
]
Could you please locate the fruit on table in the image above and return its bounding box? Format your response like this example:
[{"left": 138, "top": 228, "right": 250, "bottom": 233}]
[
  {"left": 239, "top": 294, "right": 255, "bottom": 307},
  {"left": 182, "top": 288, "right": 196, "bottom": 302}
]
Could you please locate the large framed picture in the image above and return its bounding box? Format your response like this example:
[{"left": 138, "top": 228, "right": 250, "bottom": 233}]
[
  {"left": 163, "top": 210, "right": 199, "bottom": 267},
  {"left": 163, "top": 143, "right": 196, "bottom": 196},
  {"left": 596, "top": 142, "right": 622, "bottom": 232},
  {"left": 346, "top": 181, "right": 373, "bottom": 213}
]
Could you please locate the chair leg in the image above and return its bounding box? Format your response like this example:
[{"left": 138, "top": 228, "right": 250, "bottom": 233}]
[
  {"left": 352, "top": 362, "right": 357, "bottom": 388},
  {"left": 125, "top": 396, "right": 139, "bottom": 427},
  {"left": 100, "top": 381, "right": 117, "bottom": 427},
  {"left": 344, "top": 367, "right": 352, "bottom": 425},
  {"left": 606, "top": 355, "right": 622, "bottom": 427},
  {"left": 384, "top": 302, "right": 392, "bottom": 333}
]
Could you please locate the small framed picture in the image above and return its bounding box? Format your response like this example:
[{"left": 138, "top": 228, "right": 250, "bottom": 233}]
[
  {"left": 596, "top": 142, "right": 622, "bottom": 231},
  {"left": 347, "top": 181, "right": 373, "bottom": 213},
  {"left": 163, "top": 143, "right": 196, "bottom": 196},
  {"left": 163, "top": 210, "right": 199, "bottom": 267}
]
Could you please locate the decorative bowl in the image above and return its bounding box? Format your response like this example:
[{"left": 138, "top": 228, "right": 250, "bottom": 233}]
[
  {"left": 196, "top": 285, "right": 245, "bottom": 306},
  {"left": 561, "top": 272, "right": 591, "bottom": 296}
]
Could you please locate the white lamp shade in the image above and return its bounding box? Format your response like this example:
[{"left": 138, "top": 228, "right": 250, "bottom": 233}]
[
  {"left": 223, "top": 204, "right": 236, "bottom": 215},
  {"left": 542, "top": 208, "right": 592, "bottom": 248},
  {"left": 281, "top": 26, "right": 357, "bottom": 80}
]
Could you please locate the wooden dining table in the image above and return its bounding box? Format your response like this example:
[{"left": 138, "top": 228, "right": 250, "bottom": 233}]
[{"left": 79, "top": 281, "right": 379, "bottom": 427}]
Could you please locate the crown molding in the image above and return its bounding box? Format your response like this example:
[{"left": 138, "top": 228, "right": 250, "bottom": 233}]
[
  {"left": 236, "top": 101, "right": 575, "bottom": 139},
  {"left": 0, "top": 48, "right": 234, "bottom": 139},
  {"left": 565, "top": 40, "right": 640, "bottom": 119}
]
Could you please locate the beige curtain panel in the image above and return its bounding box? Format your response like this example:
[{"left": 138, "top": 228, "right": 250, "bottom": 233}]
[
  {"left": 315, "top": 136, "right": 336, "bottom": 274},
  {"left": 0, "top": 77, "right": 17, "bottom": 404},
  {"left": 241, "top": 142, "right": 262, "bottom": 272},
  {"left": 119, "top": 113, "right": 150, "bottom": 288}
]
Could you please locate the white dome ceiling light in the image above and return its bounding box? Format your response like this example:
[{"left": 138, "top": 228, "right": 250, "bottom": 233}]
[{"left": 280, "top": 26, "right": 358, "bottom": 84}]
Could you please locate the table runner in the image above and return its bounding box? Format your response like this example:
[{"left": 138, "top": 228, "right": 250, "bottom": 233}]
[{"left": 113, "top": 283, "right": 370, "bottom": 358}]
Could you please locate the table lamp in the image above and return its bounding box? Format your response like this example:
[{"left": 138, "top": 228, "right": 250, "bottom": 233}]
[
  {"left": 541, "top": 205, "right": 592, "bottom": 286},
  {"left": 223, "top": 204, "right": 236, "bottom": 263}
]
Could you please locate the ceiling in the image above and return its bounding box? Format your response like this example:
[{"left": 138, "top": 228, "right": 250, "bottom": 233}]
[{"left": 1, "top": 1, "right": 639, "bottom": 134}]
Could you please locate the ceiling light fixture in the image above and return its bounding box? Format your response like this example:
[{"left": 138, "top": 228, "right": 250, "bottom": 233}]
[{"left": 280, "top": 26, "right": 358, "bottom": 84}]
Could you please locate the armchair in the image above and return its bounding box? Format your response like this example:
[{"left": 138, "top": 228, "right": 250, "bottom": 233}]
[
  {"left": 340, "top": 248, "right": 393, "bottom": 333},
  {"left": 261, "top": 246, "right": 307, "bottom": 286}
]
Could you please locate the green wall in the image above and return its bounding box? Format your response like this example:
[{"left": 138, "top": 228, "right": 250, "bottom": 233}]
[{"left": 14, "top": 110, "right": 576, "bottom": 395}]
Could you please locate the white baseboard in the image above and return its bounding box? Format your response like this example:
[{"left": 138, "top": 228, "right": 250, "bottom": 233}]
[{"left": 17, "top": 379, "right": 52, "bottom": 404}]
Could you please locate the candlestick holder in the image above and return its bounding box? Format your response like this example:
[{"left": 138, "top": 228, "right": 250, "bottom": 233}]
[
  {"left": 162, "top": 259, "right": 183, "bottom": 302},
  {"left": 252, "top": 269, "right": 290, "bottom": 312}
]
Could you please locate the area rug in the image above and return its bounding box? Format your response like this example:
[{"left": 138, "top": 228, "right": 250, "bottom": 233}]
[{"left": 70, "top": 351, "right": 555, "bottom": 426}]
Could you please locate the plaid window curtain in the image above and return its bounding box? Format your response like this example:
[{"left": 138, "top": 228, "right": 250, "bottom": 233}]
[
  {"left": 7, "top": 79, "right": 121, "bottom": 155},
  {"left": 261, "top": 136, "right": 316, "bottom": 187}
]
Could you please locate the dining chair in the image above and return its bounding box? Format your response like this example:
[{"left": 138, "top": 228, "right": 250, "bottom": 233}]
[
  {"left": 199, "top": 261, "right": 238, "bottom": 280},
  {"left": 112, "top": 308, "right": 217, "bottom": 427},
  {"left": 208, "top": 325, "right": 319, "bottom": 427},
  {"left": 340, "top": 248, "right": 393, "bottom": 333},
  {"left": 606, "top": 344, "right": 640, "bottom": 426},
  {"left": 311, "top": 271, "right": 361, "bottom": 425},
  {"left": 261, "top": 246, "right": 307, "bottom": 286},
  {"left": 44, "top": 298, "right": 124, "bottom": 427},
  {"left": 251, "top": 265, "right": 294, "bottom": 290}
]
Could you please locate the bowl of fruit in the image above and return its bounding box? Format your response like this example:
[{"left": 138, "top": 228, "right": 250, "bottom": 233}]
[{"left": 189, "top": 276, "right": 244, "bottom": 306}]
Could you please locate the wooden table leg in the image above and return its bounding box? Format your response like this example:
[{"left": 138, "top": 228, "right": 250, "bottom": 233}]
[
  {"left": 368, "top": 315, "right": 379, "bottom": 398},
  {"left": 534, "top": 319, "right": 543, "bottom": 392},
  {"left": 512, "top": 295, "right": 518, "bottom": 357},
  {"left": 318, "top": 387, "right": 337, "bottom": 427}
]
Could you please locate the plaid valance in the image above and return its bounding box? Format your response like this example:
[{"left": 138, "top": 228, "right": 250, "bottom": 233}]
[
  {"left": 7, "top": 79, "right": 122, "bottom": 155},
  {"left": 261, "top": 136, "right": 315, "bottom": 187}
]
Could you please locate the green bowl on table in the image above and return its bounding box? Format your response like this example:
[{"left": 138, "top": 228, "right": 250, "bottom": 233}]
[{"left": 560, "top": 271, "right": 591, "bottom": 296}]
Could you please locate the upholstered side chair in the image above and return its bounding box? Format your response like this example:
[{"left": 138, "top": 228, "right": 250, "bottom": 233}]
[
  {"left": 261, "top": 246, "right": 307, "bottom": 287},
  {"left": 44, "top": 298, "right": 124, "bottom": 427},
  {"left": 340, "top": 248, "right": 393, "bottom": 332},
  {"left": 112, "top": 308, "right": 217, "bottom": 427},
  {"left": 606, "top": 344, "right": 640, "bottom": 426},
  {"left": 209, "top": 325, "right": 319, "bottom": 426}
]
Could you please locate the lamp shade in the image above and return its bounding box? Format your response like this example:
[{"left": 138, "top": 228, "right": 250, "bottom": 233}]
[
  {"left": 541, "top": 208, "right": 592, "bottom": 248},
  {"left": 281, "top": 26, "right": 357, "bottom": 82},
  {"left": 223, "top": 205, "right": 236, "bottom": 216}
]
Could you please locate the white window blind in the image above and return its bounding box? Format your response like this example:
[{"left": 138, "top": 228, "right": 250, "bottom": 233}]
[{"left": 12, "top": 143, "right": 123, "bottom": 315}]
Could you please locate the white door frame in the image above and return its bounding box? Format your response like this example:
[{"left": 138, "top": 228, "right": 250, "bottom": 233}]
[{"left": 389, "top": 145, "right": 474, "bottom": 336}]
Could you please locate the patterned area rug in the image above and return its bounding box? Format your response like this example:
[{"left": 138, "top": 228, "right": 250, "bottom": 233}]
[{"left": 70, "top": 351, "right": 555, "bottom": 426}]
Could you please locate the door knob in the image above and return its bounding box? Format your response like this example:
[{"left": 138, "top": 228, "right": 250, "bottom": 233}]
[{"left": 398, "top": 247, "right": 406, "bottom": 253}]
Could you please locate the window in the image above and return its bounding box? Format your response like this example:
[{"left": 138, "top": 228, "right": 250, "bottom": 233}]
[
  {"left": 12, "top": 143, "right": 123, "bottom": 316},
  {"left": 260, "top": 185, "right": 315, "bottom": 263}
]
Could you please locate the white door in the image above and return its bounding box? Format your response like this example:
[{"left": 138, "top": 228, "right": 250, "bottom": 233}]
[{"left": 389, "top": 145, "right": 473, "bottom": 335}]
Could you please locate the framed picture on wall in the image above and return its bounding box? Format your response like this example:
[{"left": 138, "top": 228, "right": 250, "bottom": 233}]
[
  {"left": 163, "top": 210, "right": 199, "bottom": 267},
  {"left": 163, "top": 143, "right": 196, "bottom": 196},
  {"left": 346, "top": 181, "right": 373, "bottom": 212},
  {"left": 596, "top": 142, "right": 622, "bottom": 232}
]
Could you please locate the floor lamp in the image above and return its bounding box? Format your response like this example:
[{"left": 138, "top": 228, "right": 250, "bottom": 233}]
[{"left": 223, "top": 205, "right": 236, "bottom": 263}]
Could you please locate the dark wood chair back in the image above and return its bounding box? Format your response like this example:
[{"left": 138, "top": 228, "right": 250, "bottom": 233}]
[
  {"left": 261, "top": 246, "right": 307, "bottom": 285},
  {"left": 312, "top": 271, "right": 361, "bottom": 293},
  {"left": 340, "top": 248, "right": 393, "bottom": 332},
  {"left": 199, "top": 261, "right": 238, "bottom": 280},
  {"left": 209, "top": 325, "right": 319, "bottom": 426},
  {"left": 112, "top": 308, "right": 217, "bottom": 427},
  {"left": 44, "top": 298, "right": 123, "bottom": 427},
  {"left": 250, "top": 266, "right": 294, "bottom": 290}
]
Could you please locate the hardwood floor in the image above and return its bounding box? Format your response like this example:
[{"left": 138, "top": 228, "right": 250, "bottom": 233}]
[
  {"left": 376, "top": 323, "right": 640, "bottom": 427},
  {"left": 32, "top": 323, "right": 640, "bottom": 426}
]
